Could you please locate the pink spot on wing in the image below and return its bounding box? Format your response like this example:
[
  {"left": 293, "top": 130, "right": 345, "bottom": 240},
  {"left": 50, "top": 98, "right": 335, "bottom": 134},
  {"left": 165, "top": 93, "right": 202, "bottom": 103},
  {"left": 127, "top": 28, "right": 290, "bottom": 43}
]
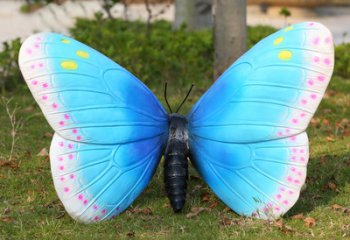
[
  {"left": 30, "top": 64, "right": 35, "bottom": 69},
  {"left": 94, "top": 216, "right": 100, "bottom": 221},
  {"left": 78, "top": 194, "right": 83, "bottom": 200},
  {"left": 68, "top": 144, "right": 73, "bottom": 149},
  {"left": 64, "top": 187, "right": 70, "bottom": 192},
  {"left": 93, "top": 205, "right": 98, "bottom": 210},
  {"left": 307, "top": 80, "right": 314, "bottom": 86},
  {"left": 300, "top": 112, "right": 306, "bottom": 118},
  {"left": 294, "top": 179, "right": 300, "bottom": 184},
  {"left": 267, "top": 203, "right": 273, "bottom": 207},
  {"left": 287, "top": 176, "right": 293, "bottom": 182},
  {"left": 300, "top": 149, "right": 305, "bottom": 153},
  {"left": 59, "top": 121, "right": 65, "bottom": 126},
  {"left": 101, "top": 209, "right": 107, "bottom": 214},
  {"left": 277, "top": 131, "right": 283, "bottom": 136},
  {"left": 42, "top": 95, "right": 48, "bottom": 100},
  {"left": 313, "top": 37, "right": 320, "bottom": 45},
  {"left": 83, "top": 200, "right": 88, "bottom": 205},
  {"left": 77, "top": 136, "right": 82, "bottom": 141},
  {"left": 313, "top": 56, "right": 320, "bottom": 63},
  {"left": 36, "top": 37, "right": 42, "bottom": 41},
  {"left": 72, "top": 129, "right": 78, "bottom": 134},
  {"left": 59, "top": 165, "right": 64, "bottom": 171},
  {"left": 317, "top": 75, "right": 325, "bottom": 82},
  {"left": 275, "top": 207, "right": 280, "bottom": 212},
  {"left": 52, "top": 103, "right": 58, "bottom": 109},
  {"left": 290, "top": 136, "right": 296, "bottom": 141},
  {"left": 38, "top": 63, "right": 44, "bottom": 68},
  {"left": 34, "top": 43, "right": 40, "bottom": 48},
  {"left": 283, "top": 200, "right": 289, "bottom": 205},
  {"left": 324, "top": 58, "right": 331, "bottom": 65},
  {"left": 288, "top": 190, "right": 294, "bottom": 195},
  {"left": 297, "top": 171, "right": 303, "bottom": 176},
  {"left": 325, "top": 37, "right": 331, "bottom": 44},
  {"left": 58, "top": 142, "right": 64, "bottom": 147},
  {"left": 32, "top": 80, "right": 38, "bottom": 85},
  {"left": 276, "top": 194, "right": 282, "bottom": 199},
  {"left": 292, "top": 148, "right": 297, "bottom": 153},
  {"left": 291, "top": 156, "right": 296, "bottom": 161},
  {"left": 58, "top": 157, "right": 63, "bottom": 161},
  {"left": 27, "top": 48, "right": 32, "bottom": 54},
  {"left": 42, "top": 83, "right": 48, "bottom": 88},
  {"left": 301, "top": 99, "right": 307, "bottom": 105},
  {"left": 64, "top": 114, "right": 70, "bottom": 120},
  {"left": 68, "top": 154, "right": 74, "bottom": 160},
  {"left": 308, "top": 22, "right": 315, "bottom": 26},
  {"left": 60, "top": 177, "right": 65, "bottom": 181},
  {"left": 310, "top": 94, "right": 317, "bottom": 100},
  {"left": 292, "top": 119, "right": 298, "bottom": 124},
  {"left": 285, "top": 128, "right": 290, "bottom": 133},
  {"left": 263, "top": 207, "right": 268, "bottom": 212},
  {"left": 291, "top": 167, "right": 296, "bottom": 172},
  {"left": 300, "top": 157, "right": 305, "bottom": 162},
  {"left": 70, "top": 174, "right": 75, "bottom": 179},
  {"left": 280, "top": 187, "right": 285, "bottom": 192}
]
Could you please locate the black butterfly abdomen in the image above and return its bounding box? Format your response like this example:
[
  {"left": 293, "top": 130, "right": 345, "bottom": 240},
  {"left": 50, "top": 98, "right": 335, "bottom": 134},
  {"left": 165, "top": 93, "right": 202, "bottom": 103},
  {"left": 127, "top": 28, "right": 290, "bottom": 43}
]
[{"left": 164, "top": 114, "right": 189, "bottom": 212}]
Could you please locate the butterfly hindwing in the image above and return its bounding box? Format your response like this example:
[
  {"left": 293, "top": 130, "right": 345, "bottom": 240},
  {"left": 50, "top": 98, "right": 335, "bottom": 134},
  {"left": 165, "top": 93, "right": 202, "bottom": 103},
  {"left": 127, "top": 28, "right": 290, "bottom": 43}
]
[
  {"left": 188, "top": 22, "right": 334, "bottom": 218},
  {"left": 19, "top": 33, "right": 168, "bottom": 222}
]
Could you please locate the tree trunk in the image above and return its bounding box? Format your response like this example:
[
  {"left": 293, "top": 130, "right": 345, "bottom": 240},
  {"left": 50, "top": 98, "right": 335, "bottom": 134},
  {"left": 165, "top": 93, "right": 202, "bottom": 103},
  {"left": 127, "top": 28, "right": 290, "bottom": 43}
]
[
  {"left": 173, "top": 0, "right": 212, "bottom": 31},
  {"left": 213, "top": 0, "right": 247, "bottom": 79}
]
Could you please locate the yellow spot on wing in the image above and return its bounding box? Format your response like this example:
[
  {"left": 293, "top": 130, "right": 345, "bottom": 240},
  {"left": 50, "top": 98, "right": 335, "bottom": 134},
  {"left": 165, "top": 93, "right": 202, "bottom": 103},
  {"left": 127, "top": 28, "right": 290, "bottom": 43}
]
[
  {"left": 274, "top": 37, "right": 284, "bottom": 45},
  {"left": 61, "top": 39, "right": 70, "bottom": 44},
  {"left": 61, "top": 61, "right": 78, "bottom": 70},
  {"left": 284, "top": 25, "right": 294, "bottom": 32},
  {"left": 278, "top": 50, "right": 292, "bottom": 60},
  {"left": 76, "top": 50, "right": 89, "bottom": 58}
]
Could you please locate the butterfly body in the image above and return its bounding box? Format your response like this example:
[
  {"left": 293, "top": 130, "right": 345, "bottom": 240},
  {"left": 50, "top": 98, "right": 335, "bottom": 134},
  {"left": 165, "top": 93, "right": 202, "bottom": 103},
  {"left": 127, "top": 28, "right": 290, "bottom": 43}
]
[{"left": 164, "top": 113, "right": 189, "bottom": 212}]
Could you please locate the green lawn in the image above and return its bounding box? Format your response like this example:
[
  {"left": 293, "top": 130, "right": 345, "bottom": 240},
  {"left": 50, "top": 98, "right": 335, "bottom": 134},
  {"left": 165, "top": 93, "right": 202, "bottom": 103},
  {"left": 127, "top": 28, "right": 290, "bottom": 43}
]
[{"left": 0, "top": 73, "right": 349, "bottom": 239}]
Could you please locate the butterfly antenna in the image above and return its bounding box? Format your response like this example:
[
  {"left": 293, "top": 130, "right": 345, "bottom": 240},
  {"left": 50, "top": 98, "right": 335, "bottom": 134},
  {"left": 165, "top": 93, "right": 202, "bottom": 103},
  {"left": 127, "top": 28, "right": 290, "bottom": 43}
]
[
  {"left": 164, "top": 82, "right": 173, "bottom": 113},
  {"left": 175, "top": 84, "right": 194, "bottom": 113}
]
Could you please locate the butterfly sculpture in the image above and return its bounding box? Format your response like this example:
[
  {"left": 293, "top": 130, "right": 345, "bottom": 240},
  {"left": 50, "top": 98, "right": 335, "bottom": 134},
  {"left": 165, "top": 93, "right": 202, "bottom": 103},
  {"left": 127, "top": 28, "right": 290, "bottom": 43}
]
[{"left": 19, "top": 22, "right": 334, "bottom": 223}]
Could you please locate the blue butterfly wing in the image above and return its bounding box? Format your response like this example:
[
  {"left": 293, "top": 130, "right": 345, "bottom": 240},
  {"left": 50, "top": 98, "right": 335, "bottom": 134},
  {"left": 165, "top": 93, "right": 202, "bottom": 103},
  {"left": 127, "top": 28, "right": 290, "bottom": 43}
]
[
  {"left": 188, "top": 22, "right": 334, "bottom": 218},
  {"left": 19, "top": 33, "right": 168, "bottom": 223}
]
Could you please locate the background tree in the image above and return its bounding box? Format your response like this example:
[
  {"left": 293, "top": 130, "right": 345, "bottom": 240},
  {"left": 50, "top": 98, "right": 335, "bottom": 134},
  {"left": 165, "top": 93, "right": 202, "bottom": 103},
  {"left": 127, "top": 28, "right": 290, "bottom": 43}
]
[
  {"left": 173, "top": 0, "right": 212, "bottom": 31},
  {"left": 213, "top": 0, "right": 247, "bottom": 79}
]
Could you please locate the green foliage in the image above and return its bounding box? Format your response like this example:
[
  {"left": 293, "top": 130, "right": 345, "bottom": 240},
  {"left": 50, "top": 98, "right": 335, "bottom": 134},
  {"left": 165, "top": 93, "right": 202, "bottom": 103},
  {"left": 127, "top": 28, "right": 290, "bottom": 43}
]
[
  {"left": 279, "top": 7, "right": 291, "bottom": 18},
  {"left": 247, "top": 25, "right": 276, "bottom": 48},
  {"left": 0, "top": 38, "right": 23, "bottom": 94},
  {"left": 70, "top": 16, "right": 213, "bottom": 91},
  {"left": 334, "top": 43, "right": 350, "bottom": 78},
  {"left": 1, "top": 17, "right": 350, "bottom": 94}
]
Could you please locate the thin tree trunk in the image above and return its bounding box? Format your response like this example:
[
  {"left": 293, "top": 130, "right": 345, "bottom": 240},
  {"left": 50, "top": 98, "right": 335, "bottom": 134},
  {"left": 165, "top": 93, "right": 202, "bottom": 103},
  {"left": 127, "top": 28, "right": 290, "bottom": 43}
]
[
  {"left": 213, "top": 0, "right": 247, "bottom": 79},
  {"left": 173, "top": 0, "right": 212, "bottom": 31}
]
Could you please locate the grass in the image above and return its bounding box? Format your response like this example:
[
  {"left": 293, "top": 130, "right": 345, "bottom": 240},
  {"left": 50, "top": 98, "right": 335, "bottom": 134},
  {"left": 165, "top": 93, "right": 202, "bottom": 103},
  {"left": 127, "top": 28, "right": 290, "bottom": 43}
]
[{"left": 1, "top": 61, "right": 350, "bottom": 239}]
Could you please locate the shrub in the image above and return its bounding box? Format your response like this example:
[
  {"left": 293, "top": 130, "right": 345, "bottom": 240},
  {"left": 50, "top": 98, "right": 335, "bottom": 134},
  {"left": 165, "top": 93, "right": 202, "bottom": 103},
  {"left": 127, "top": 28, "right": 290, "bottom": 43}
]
[
  {"left": 0, "top": 17, "right": 348, "bottom": 93},
  {"left": 334, "top": 43, "right": 350, "bottom": 78},
  {"left": 0, "top": 38, "right": 23, "bottom": 94}
]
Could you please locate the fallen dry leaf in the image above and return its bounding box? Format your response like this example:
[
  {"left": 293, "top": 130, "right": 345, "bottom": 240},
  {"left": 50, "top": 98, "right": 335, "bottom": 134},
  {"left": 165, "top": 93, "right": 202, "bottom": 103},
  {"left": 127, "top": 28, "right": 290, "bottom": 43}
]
[
  {"left": 219, "top": 216, "right": 234, "bottom": 226},
  {"left": 209, "top": 201, "right": 218, "bottom": 209},
  {"left": 328, "top": 181, "right": 337, "bottom": 191},
  {"left": 0, "top": 160, "right": 19, "bottom": 169},
  {"left": 37, "top": 148, "right": 49, "bottom": 157},
  {"left": 331, "top": 204, "right": 349, "bottom": 213},
  {"left": 0, "top": 217, "right": 14, "bottom": 223},
  {"left": 43, "top": 132, "right": 53, "bottom": 138},
  {"left": 291, "top": 213, "right": 304, "bottom": 219},
  {"left": 201, "top": 192, "right": 210, "bottom": 202},
  {"left": 326, "top": 136, "right": 335, "bottom": 142},
  {"left": 304, "top": 217, "right": 316, "bottom": 228},
  {"left": 142, "top": 207, "right": 152, "bottom": 215},
  {"left": 186, "top": 207, "right": 208, "bottom": 218}
]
